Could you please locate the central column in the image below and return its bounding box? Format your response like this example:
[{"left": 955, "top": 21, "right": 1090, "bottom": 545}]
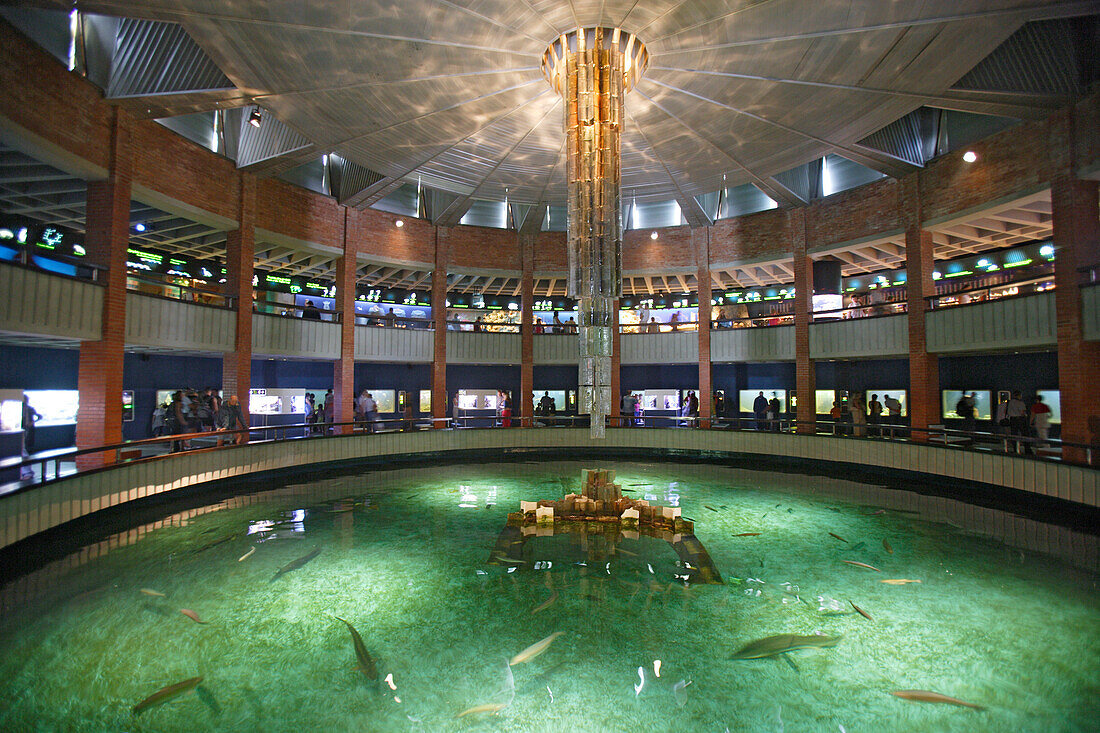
[{"left": 545, "top": 28, "right": 647, "bottom": 438}]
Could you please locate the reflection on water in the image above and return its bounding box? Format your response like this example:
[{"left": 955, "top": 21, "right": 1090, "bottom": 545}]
[{"left": 0, "top": 461, "right": 1097, "bottom": 732}]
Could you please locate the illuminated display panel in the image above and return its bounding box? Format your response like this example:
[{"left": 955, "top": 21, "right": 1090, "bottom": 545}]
[
  {"left": 1036, "top": 389, "right": 1061, "bottom": 424},
  {"left": 815, "top": 390, "right": 835, "bottom": 414},
  {"left": 0, "top": 399, "right": 21, "bottom": 432},
  {"left": 456, "top": 389, "right": 500, "bottom": 411},
  {"left": 23, "top": 390, "right": 79, "bottom": 426},
  {"left": 737, "top": 389, "right": 787, "bottom": 413},
  {"left": 533, "top": 390, "right": 566, "bottom": 411},
  {"left": 371, "top": 390, "right": 396, "bottom": 414},
  {"left": 419, "top": 390, "right": 431, "bottom": 413},
  {"left": 866, "top": 390, "right": 908, "bottom": 418},
  {"left": 941, "top": 390, "right": 993, "bottom": 421},
  {"left": 638, "top": 389, "right": 680, "bottom": 411}
]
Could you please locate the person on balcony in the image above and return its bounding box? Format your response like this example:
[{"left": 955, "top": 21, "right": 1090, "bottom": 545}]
[
  {"left": 850, "top": 392, "right": 867, "bottom": 437},
  {"left": 302, "top": 300, "right": 321, "bottom": 320},
  {"left": 646, "top": 317, "right": 659, "bottom": 334},
  {"left": 216, "top": 394, "right": 248, "bottom": 445},
  {"left": 1030, "top": 394, "right": 1052, "bottom": 447},
  {"left": 669, "top": 312, "right": 681, "bottom": 331},
  {"left": 753, "top": 391, "right": 768, "bottom": 431},
  {"left": 620, "top": 392, "right": 637, "bottom": 427},
  {"left": 956, "top": 392, "right": 977, "bottom": 434},
  {"left": 867, "top": 393, "right": 883, "bottom": 436}
]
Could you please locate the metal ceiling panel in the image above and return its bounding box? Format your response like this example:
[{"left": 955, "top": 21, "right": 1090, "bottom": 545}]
[
  {"left": 235, "top": 109, "right": 313, "bottom": 168},
  {"left": 953, "top": 19, "right": 1082, "bottom": 96},
  {"left": 106, "top": 18, "right": 234, "bottom": 98}
]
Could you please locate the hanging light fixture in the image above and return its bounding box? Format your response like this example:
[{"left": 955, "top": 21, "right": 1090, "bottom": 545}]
[{"left": 248, "top": 107, "right": 263, "bottom": 128}]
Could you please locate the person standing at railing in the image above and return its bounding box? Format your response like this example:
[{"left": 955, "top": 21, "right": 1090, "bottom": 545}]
[
  {"left": 620, "top": 392, "right": 637, "bottom": 427},
  {"left": 216, "top": 395, "right": 248, "bottom": 446},
  {"left": 753, "top": 391, "right": 768, "bottom": 431},
  {"left": 669, "top": 312, "right": 681, "bottom": 332},
  {"left": 302, "top": 300, "right": 321, "bottom": 320},
  {"left": 867, "top": 393, "right": 883, "bottom": 437},
  {"left": 385, "top": 308, "right": 397, "bottom": 328},
  {"left": 360, "top": 392, "right": 378, "bottom": 434},
  {"left": 20, "top": 395, "right": 41, "bottom": 452},
  {"left": 1005, "top": 390, "right": 1030, "bottom": 452},
  {"left": 850, "top": 392, "right": 867, "bottom": 437},
  {"left": 1030, "top": 394, "right": 1052, "bottom": 447},
  {"left": 884, "top": 394, "right": 902, "bottom": 426},
  {"left": 767, "top": 393, "right": 781, "bottom": 432},
  {"left": 168, "top": 391, "right": 191, "bottom": 452},
  {"left": 956, "top": 392, "right": 977, "bottom": 434}
]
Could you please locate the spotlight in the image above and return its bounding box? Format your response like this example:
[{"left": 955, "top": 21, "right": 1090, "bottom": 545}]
[
  {"left": 133, "top": 222, "right": 146, "bottom": 232},
  {"left": 395, "top": 219, "right": 404, "bottom": 228},
  {"left": 650, "top": 231, "right": 658, "bottom": 240},
  {"left": 248, "top": 107, "right": 263, "bottom": 128},
  {"left": 962, "top": 150, "right": 977, "bottom": 163}
]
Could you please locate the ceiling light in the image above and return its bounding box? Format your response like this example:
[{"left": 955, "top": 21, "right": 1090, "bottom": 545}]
[
  {"left": 133, "top": 223, "right": 146, "bottom": 232},
  {"left": 248, "top": 107, "right": 263, "bottom": 128},
  {"left": 395, "top": 219, "right": 404, "bottom": 228},
  {"left": 650, "top": 231, "right": 658, "bottom": 240},
  {"left": 962, "top": 151, "right": 977, "bottom": 163}
]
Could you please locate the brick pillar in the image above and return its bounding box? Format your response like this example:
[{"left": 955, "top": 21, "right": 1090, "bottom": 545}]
[
  {"left": 431, "top": 227, "right": 449, "bottom": 427},
  {"left": 901, "top": 178, "right": 938, "bottom": 439},
  {"left": 222, "top": 172, "right": 255, "bottom": 437},
  {"left": 1049, "top": 109, "right": 1100, "bottom": 461},
  {"left": 520, "top": 233, "right": 535, "bottom": 427},
  {"left": 792, "top": 210, "right": 815, "bottom": 433},
  {"left": 610, "top": 298, "right": 621, "bottom": 427},
  {"left": 695, "top": 228, "right": 712, "bottom": 428},
  {"left": 333, "top": 208, "right": 357, "bottom": 433},
  {"left": 76, "top": 110, "right": 131, "bottom": 465}
]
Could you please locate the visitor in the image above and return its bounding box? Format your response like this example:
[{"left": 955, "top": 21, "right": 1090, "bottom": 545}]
[
  {"left": 566, "top": 317, "right": 576, "bottom": 334},
  {"left": 619, "top": 392, "right": 636, "bottom": 427},
  {"left": 216, "top": 394, "right": 248, "bottom": 445},
  {"left": 956, "top": 391, "right": 977, "bottom": 434},
  {"left": 767, "top": 393, "right": 781, "bottom": 432},
  {"left": 452, "top": 393, "right": 462, "bottom": 428},
  {"left": 302, "top": 300, "right": 321, "bottom": 320},
  {"left": 867, "top": 393, "right": 882, "bottom": 437},
  {"left": 169, "top": 391, "right": 191, "bottom": 452},
  {"left": 646, "top": 317, "right": 659, "bottom": 334},
  {"left": 1030, "top": 394, "right": 1052, "bottom": 447},
  {"left": 850, "top": 392, "right": 867, "bottom": 438},
  {"left": 203, "top": 388, "right": 222, "bottom": 432},
  {"left": 499, "top": 390, "right": 512, "bottom": 427},
  {"left": 360, "top": 391, "right": 378, "bottom": 433},
  {"left": 150, "top": 400, "right": 167, "bottom": 437},
  {"left": 669, "top": 312, "right": 681, "bottom": 332},
  {"left": 753, "top": 391, "right": 768, "bottom": 431},
  {"left": 20, "top": 395, "right": 41, "bottom": 452},
  {"left": 884, "top": 394, "right": 902, "bottom": 424},
  {"left": 1005, "top": 390, "right": 1030, "bottom": 452},
  {"left": 384, "top": 308, "right": 396, "bottom": 327},
  {"left": 356, "top": 389, "right": 372, "bottom": 427},
  {"left": 305, "top": 393, "right": 317, "bottom": 434}
]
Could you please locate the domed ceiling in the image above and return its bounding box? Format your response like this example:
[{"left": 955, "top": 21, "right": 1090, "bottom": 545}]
[{"left": 62, "top": 0, "right": 1077, "bottom": 223}]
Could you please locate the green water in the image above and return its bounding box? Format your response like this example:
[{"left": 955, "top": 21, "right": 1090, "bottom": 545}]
[{"left": 0, "top": 461, "right": 1097, "bottom": 732}]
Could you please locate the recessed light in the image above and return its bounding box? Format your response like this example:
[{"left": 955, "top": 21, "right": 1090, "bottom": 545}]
[
  {"left": 650, "top": 231, "right": 659, "bottom": 240},
  {"left": 962, "top": 151, "right": 977, "bottom": 163},
  {"left": 133, "top": 223, "right": 146, "bottom": 232},
  {"left": 395, "top": 219, "right": 404, "bottom": 228}
]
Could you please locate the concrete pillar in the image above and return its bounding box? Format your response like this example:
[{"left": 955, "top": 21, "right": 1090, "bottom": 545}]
[
  {"left": 222, "top": 172, "right": 255, "bottom": 438},
  {"left": 333, "top": 208, "right": 357, "bottom": 433},
  {"left": 431, "top": 227, "right": 449, "bottom": 427},
  {"left": 610, "top": 298, "right": 621, "bottom": 427},
  {"left": 792, "top": 210, "right": 815, "bottom": 433},
  {"left": 695, "top": 228, "right": 712, "bottom": 428},
  {"left": 901, "top": 178, "right": 938, "bottom": 439},
  {"left": 76, "top": 109, "right": 131, "bottom": 464},
  {"left": 520, "top": 233, "right": 535, "bottom": 426},
  {"left": 1049, "top": 109, "right": 1100, "bottom": 460}
]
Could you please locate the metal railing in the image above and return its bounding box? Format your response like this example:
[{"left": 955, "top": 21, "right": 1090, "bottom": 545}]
[
  {"left": 926, "top": 276, "right": 1055, "bottom": 309},
  {"left": 127, "top": 273, "right": 235, "bottom": 308},
  {"left": 2, "top": 413, "right": 1094, "bottom": 497}
]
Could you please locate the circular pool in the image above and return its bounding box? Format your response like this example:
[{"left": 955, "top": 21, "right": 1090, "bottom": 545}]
[{"left": 0, "top": 460, "right": 1096, "bottom": 731}]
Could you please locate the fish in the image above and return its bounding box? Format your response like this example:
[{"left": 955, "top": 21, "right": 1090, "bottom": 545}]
[
  {"left": 495, "top": 555, "right": 527, "bottom": 564},
  {"left": 881, "top": 579, "right": 921, "bottom": 585},
  {"left": 732, "top": 634, "right": 842, "bottom": 659},
  {"left": 849, "top": 601, "right": 874, "bottom": 621},
  {"left": 238, "top": 547, "right": 255, "bottom": 562},
  {"left": 850, "top": 541, "right": 866, "bottom": 552},
  {"left": 140, "top": 588, "right": 166, "bottom": 598},
  {"left": 193, "top": 533, "right": 237, "bottom": 554},
  {"left": 734, "top": 532, "right": 762, "bottom": 537},
  {"left": 133, "top": 676, "right": 204, "bottom": 714},
  {"left": 180, "top": 608, "right": 206, "bottom": 624},
  {"left": 509, "top": 631, "right": 564, "bottom": 665},
  {"left": 672, "top": 679, "right": 691, "bottom": 708},
  {"left": 843, "top": 560, "right": 880, "bottom": 572},
  {"left": 828, "top": 532, "right": 848, "bottom": 543},
  {"left": 456, "top": 702, "right": 506, "bottom": 718},
  {"left": 530, "top": 590, "right": 558, "bottom": 614},
  {"left": 270, "top": 547, "right": 321, "bottom": 582},
  {"left": 861, "top": 509, "right": 886, "bottom": 516},
  {"left": 883, "top": 538, "right": 894, "bottom": 554},
  {"left": 705, "top": 505, "right": 718, "bottom": 512},
  {"left": 333, "top": 616, "right": 378, "bottom": 679},
  {"left": 891, "top": 690, "right": 985, "bottom": 710},
  {"left": 616, "top": 547, "right": 638, "bottom": 557}
]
